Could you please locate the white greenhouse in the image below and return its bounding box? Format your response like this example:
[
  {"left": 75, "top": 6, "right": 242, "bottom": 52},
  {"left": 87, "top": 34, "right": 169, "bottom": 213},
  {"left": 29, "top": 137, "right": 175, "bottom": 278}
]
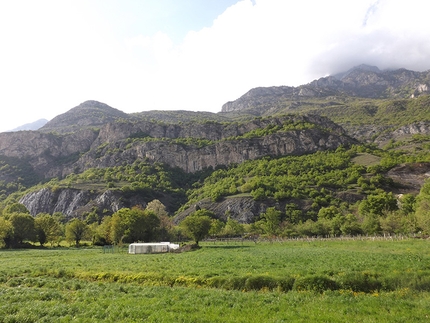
[{"left": 128, "top": 242, "right": 180, "bottom": 254}]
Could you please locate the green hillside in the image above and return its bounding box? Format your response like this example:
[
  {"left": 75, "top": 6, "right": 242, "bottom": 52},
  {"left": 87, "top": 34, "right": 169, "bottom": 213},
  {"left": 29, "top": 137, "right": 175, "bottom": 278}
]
[{"left": 2, "top": 67, "right": 430, "bottom": 248}]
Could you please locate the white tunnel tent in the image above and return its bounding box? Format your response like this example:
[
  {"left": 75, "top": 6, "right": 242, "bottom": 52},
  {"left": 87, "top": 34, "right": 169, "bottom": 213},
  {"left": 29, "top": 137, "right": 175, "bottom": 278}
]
[{"left": 128, "top": 242, "right": 180, "bottom": 254}]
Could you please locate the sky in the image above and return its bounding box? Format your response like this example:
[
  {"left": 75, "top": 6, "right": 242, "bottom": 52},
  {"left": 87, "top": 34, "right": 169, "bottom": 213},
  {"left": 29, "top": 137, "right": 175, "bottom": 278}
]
[{"left": 1, "top": 0, "right": 430, "bottom": 132}]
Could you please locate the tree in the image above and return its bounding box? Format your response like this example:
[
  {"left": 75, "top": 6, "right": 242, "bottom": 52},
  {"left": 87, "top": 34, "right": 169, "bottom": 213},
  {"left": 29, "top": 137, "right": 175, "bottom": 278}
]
[
  {"left": 251, "top": 188, "right": 267, "bottom": 201},
  {"left": 318, "top": 206, "right": 341, "bottom": 220},
  {"left": 222, "top": 218, "right": 245, "bottom": 237},
  {"left": 8, "top": 213, "right": 36, "bottom": 246},
  {"left": 414, "top": 181, "right": 430, "bottom": 234},
  {"left": 0, "top": 217, "right": 13, "bottom": 248},
  {"left": 296, "top": 219, "right": 318, "bottom": 237},
  {"left": 66, "top": 219, "right": 90, "bottom": 247},
  {"left": 259, "top": 207, "right": 282, "bottom": 236},
  {"left": 127, "top": 207, "right": 160, "bottom": 242},
  {"left": 93, "top": 216, "right": 113, "bottom": 245},
  {"left": 358, "top": 191, "right": 398, "bottom": 216},
  {"left": 34, "top": 213, "right": 63, "bottom": 246},
  {"left": 146, "top": 200, "right": 172, "bottom": 241},
  {"left": 340, "top": 213, "right": 362, "bottom": 236},
  {"left": 361, "top": 213, "right": 381, "bottom": 235},
  {"left": 209, "top": 219, "right": 225, "bottom": 237},
  {"left": 380, "top": 212, "right": 405, "bottom": 235},
  {"left": 180, "top": 209, "right": 213, "bottom": 245},
  {"left": 110, "top": 209, "right": 129, "bottom": 244},
  {"left": 110, "top": 206, "right": 161, "bottom": 244},
  {"left": 3, "top": 203, "right": 30, "bottom": 216},
  {"left": 146, "top": 199, "right": 168, "bottom": 217},
  {"left": 399, "top": 193, "right": 416, "bottom": 215}
]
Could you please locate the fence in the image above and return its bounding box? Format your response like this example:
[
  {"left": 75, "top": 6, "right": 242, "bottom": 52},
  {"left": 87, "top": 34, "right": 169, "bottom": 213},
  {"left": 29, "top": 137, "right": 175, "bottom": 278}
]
[{"left": 203, "top": 234, "right": 415, "bottom": 245}]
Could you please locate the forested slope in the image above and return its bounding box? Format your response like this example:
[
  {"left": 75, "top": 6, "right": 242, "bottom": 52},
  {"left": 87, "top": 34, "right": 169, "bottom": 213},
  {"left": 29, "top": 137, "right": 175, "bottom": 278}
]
[{"left": 1, "top": 65, "right": 430, "bottom": 247}]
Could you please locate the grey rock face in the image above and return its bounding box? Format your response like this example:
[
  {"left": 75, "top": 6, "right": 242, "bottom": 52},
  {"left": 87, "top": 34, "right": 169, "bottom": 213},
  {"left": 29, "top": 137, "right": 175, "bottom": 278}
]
[
  {"left": 173, "top": 196, "right": 311, "bottom": 225},
  {"left": 373, "top": 122, "right": 430, "bottom": 146},
  {"left": 19, "top": 188, "right": 56, "bottom": 216},
  {"left": 19, "top": 187, "right": 146, "bottom": 217},
  {"left": 221, "top": 67, "right": 430, "bottom": 113},
  {"left": 0, "top": 114, "right": 352, "bottom": 178},
  {"left": 0, "top": 129, "right": 99, "bottom": 178},
  {"left": 70, "top": 115, "right": 354, "bottom": 173}
]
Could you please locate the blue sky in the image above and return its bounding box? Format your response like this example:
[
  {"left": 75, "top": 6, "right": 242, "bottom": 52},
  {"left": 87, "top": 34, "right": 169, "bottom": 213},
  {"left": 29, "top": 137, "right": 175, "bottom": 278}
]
[
  {"left": 1, "top": 0, "right": 430, "bottom": 132},
  {"left": 89, "top": 0, "right": 241, "bottom": 44}
]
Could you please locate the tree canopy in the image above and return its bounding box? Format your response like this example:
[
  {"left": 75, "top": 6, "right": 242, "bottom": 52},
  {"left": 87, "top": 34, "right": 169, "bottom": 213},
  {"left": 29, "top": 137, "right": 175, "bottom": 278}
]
[{"left": 180, "top": 209, "right": 214, "bottom": 245}]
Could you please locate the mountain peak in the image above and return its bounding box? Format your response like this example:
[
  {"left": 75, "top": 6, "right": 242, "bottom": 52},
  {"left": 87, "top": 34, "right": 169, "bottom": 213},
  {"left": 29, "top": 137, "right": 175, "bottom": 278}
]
[
  {"left": 39, "top": 100, "right": 131, "bottom": 133},
  {"left": 77, "top": 100, "right": 114, "bottom": 109},
  {"left": 333, "top": 64, "right": 381, "bottom": 80}
]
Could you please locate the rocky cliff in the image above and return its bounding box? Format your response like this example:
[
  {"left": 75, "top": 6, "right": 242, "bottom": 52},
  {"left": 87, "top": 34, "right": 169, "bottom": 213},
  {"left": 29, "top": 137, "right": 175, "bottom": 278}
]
[
  {"left": 0, "top": 114, "right": 354, "bottom": 180},
  {"left": 19, "top": 187, "right": 147, "bottom": 218},
  {"left": 221, "top": 65, "right": 430, "bottom": 114},
  {"left": 0, "top": 128, "right": 99, "bottom": 179},
  {"left": 7, "top": 113, "right": 355, "bottom": 218},
  {"left": 173, "top": 196, "right": 312, "bottom": 225},
  {"left": 73, "top": 124, "right": 353, "bottom": 174},
  {"left": 66, "top": 114, "right": 354, "bottom": 174}
]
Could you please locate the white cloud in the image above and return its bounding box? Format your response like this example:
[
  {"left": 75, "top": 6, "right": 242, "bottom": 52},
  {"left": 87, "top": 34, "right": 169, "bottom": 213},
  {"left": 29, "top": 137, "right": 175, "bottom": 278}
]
[
  {"left": 1, "top": 0, "right": 430, "bottom": 132},
  {"left": 310, "top": 0, "right": 430, "bottom": 74}
]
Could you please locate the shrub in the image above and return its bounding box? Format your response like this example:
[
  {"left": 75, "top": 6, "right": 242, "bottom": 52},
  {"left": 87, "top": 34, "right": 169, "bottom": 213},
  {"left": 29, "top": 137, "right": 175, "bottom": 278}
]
[
  {"left": 337, "top": 272, "right": 382, "bottom": 292},
  {"left": 277, "top": 277, "right": 296, "bottom": 292},
  {"left": 244, "top": 275, "right": 278, "bottom": 291},
  {"left": 206, "top": 276, "right": 228, "bottom": 289},
  {"left": 403, "top": 272, "right": 430, "bottom": 291},
  {"left": 223, "top": 276, "right": 247, "bottom": 291},
  {"left": 293, "top": 274, "right": 338, "bottom": 293}
]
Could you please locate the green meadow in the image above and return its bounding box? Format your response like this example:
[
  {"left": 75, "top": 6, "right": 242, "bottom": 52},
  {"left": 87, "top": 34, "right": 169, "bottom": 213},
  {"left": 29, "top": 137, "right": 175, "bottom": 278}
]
[{"left": 1, "top": 239, "right": 429, "bottom": 322}]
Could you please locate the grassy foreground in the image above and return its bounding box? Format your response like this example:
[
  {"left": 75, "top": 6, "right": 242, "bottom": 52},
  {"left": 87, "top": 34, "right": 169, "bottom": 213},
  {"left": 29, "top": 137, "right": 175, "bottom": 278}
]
[{"left": 0, "top": 239, "right": 429, "bottom": 322}]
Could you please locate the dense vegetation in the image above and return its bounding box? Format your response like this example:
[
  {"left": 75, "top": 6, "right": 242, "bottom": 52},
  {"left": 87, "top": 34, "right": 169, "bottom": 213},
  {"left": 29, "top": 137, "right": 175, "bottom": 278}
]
[
  {"left": 0, "top": 155, "right": 43, "bottom": 200},
  {"left": 2, "top": 140, "right": 430, "bottom": 249},
  {"left": 317, "top": 95, "right": 430, "bottom": 128},
  {"left": 235, "top": 94, "right": 430, "bottom": 132},
  {"left": 1, "top": 94, "right": 430, "bottom": 246}
]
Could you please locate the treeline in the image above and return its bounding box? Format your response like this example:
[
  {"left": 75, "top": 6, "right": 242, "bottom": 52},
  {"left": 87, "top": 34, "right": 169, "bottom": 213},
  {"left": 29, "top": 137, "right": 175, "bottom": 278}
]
[
  {"left": 0, "top": 200, "right": 178, "bottom": 248},
  {"left": 1, "top": 178, "right": 430, "bottom": 249}
]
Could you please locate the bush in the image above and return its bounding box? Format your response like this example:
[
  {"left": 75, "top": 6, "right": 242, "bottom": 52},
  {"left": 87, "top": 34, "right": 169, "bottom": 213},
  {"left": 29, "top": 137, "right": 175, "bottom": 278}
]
[
  {"left": 206, "top": 276, "right": 228, "bottom": 289},
  {"left": 204, "top": 275, "right": 296, "bottom": 292},
  {"left": 223, "top": 276, "right": 247, "bottom": 290},
  {"left": 277, "top": 277, "right": 296, "bottom": 292},
  {"left": 244, "top": 275, "right": 278, "bottom": 291},
  {"left": 337, "top": 272, "right": 382, "bottom": 292},
  {"left": 293, "top": 274, "right": 338, "bottom": 293},
  {"left": 401, "top": 272, "right": 430, "bottom": 291}
]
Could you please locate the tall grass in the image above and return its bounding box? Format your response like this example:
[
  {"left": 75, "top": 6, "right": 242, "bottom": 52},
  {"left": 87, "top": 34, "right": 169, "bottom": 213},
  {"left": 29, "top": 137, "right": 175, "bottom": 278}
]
[{"left": 0, "top": 239, "right": 429, "bottom": 322}]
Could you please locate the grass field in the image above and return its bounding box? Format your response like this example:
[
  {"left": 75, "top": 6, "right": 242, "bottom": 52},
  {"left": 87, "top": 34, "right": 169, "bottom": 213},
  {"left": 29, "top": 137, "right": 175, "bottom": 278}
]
[{"left": 1, "top": 238, "right": 429, "bottom": 322}]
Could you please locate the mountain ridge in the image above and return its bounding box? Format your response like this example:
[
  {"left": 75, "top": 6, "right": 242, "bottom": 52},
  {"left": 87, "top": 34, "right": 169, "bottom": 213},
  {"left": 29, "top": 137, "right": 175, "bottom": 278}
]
[
  {"left": 2, "top": 64, "right": 430, "bottom": 224},
  {"left": 39, "top": 100, "right": 132, "bottom": 134},
  {"left": 221, "top": 65, "right": 430, "bottom": 114},
  {"left": 9, "top": 119, "right": 48, "bottom": 132}
]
